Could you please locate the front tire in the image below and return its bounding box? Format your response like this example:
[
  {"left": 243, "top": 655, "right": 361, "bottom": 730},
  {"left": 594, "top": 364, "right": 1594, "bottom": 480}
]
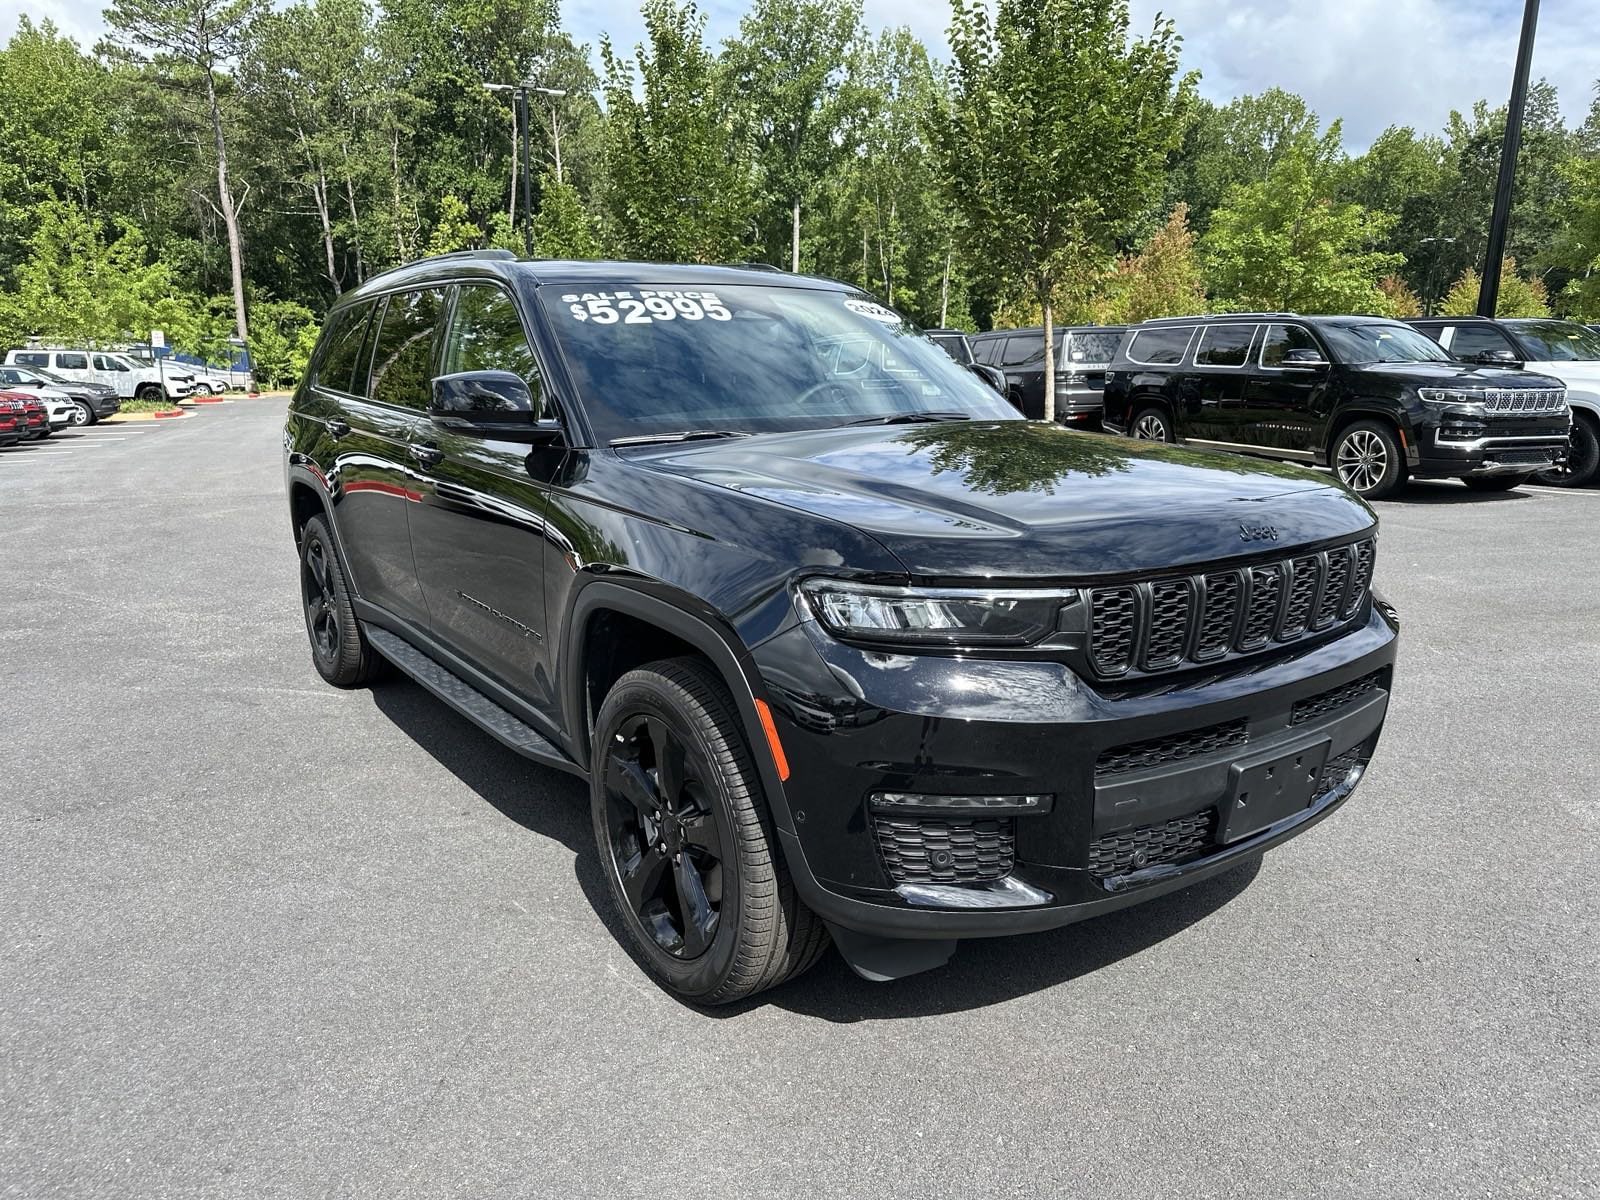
[
  {"left": 69, "top": 401, "right": 93, "bottom": 426},
  {"left": 592, "top": 658, "right": 827, "bottom": 1005},
  {"left": 1332, "top": 420, "right": 1405, "bottom": 500},
  {"left": 1534, "top": 413, "right": 1599, "bottom": 488},
  {"left": 298, "top": 514, "right": 384, "bottom": 687},
  {"left": 1461, "top": 473, "right": 1532, "bottom": 492},
  {"left": 135, "top": 383, "right": 163, "bottom": 403},
  {"left": 1130, "top": 406, "right": 1174, "bottom": 442}
]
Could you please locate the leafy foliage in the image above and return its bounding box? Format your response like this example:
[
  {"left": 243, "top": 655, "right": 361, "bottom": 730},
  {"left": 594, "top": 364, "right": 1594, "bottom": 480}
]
[{"left": 1439, "top": 258, "right": 1551, "bottom": 318}]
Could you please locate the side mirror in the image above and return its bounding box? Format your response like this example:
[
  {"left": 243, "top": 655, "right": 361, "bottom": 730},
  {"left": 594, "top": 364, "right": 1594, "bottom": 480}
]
[
  {"left": 1471, "top": 348, "right": 1522, "bottom": 368},
  {"left": 431, "top": 369, "right": 540, "bottom": 427},
  {"left": 968, "top": 363, "right": 1007, "bottom": 394},
  {"left": 1281, "top": 348, "right": 1330, "bottom": 370}
]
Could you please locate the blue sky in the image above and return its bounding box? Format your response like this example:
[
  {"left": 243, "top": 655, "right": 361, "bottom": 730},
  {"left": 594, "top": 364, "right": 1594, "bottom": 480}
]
[{"left": 5, "top": 0, "right": 1596, "bottom": 151}]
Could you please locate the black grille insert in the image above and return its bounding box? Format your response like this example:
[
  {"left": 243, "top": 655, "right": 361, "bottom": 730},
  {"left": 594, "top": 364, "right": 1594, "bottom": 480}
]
[
  {"left": 874, "top": 816, "right": 1015, "bottom": 885},
  {"left": 1291, "top": 671, "right": 1386, "bottom": 726},
  {"left": 1085, "top": 538, "right": 1376, "bottom": 678},
  {"left": 1096, "top": 718, "right": 1248, "bottom": 777},
  {"left": 1089, "top": 808, "right": 1217, "bottom": 879},
  {"left": 1318, "top": 746, "right": 1368, "bottom": 794}
]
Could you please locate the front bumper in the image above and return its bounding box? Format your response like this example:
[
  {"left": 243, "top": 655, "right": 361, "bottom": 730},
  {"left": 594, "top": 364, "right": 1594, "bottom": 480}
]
[
  {"left": 1414, "top": 416, "right": 1570, "bottom": 477},
  {"left": 753, "top": 600, "right": 1399, "bottom": 940}
]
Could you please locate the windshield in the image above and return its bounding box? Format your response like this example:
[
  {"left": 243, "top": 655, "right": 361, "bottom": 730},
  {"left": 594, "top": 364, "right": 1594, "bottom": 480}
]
[
  {"left": 543, "top": 285, "right": 1018, "bottom": 442},
  {"left": 1320, "top": 323, "right": 1454, "bottom": 364},
  {"left": 1505, "top": 320, "right": 1600, "bottom": 362}
]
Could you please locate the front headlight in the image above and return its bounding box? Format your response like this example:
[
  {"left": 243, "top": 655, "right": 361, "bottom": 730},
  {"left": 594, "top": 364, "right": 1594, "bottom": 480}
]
[
  {"left": 1417, "top": 388, "right": 1486, "bottom": 411},
  {"left": 798, "top": 579, "right": 1064, "bottom": 646}
]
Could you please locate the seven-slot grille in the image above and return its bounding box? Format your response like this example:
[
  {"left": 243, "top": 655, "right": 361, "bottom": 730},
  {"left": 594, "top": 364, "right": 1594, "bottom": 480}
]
[
  {"left": 1086, "top": 538, "right": 1375, "bottom": 678},
  {"left": 1479, "top": 388, "right": 1566, "bottom": 414}
]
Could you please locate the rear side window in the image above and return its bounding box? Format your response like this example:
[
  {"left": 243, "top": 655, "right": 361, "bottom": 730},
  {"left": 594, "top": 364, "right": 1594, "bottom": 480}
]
[
  {"left": 1126, "top": 326, "right": 1194, "bottom": 365},
  {"left": 315, "top": 304, "right": 376, "bottom": 394},
  {"left": 368, "top": 288, "right": 446, "bottom": 408},
  {"left": 1000, "top": 335, "right": 1041, "bottom": 367},
  {"left": 14, "top": 352, "right": 47, "bottom": 368},
  {"left": 55, "top": 352, "right": 88, "bottom": 371},
  {"left": 1260, "top": 325, "right": 1322, "bottom": 366},
  {"left": 1064, "top": 331, "right": 1122, "bottom": 364},
  {"left": 1194, "top": 325, "right": 1257, "bottom": 367},
  {"left": 971, "top": 338, "right": 999, "bottom": 365}
]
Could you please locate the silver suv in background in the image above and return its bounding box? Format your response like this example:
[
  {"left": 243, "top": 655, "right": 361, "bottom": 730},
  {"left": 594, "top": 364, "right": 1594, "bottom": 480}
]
[{"left": 4, "top": 349, "right": 194, "bottom": 403}]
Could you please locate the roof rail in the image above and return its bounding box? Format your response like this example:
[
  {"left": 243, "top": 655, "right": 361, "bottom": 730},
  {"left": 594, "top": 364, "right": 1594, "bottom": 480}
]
[
  {"left": 725, "top": 261, "right": 785, "bottom": 272},
  {"left": 357, "top": 248, "right": 519, "bottom": 288}
]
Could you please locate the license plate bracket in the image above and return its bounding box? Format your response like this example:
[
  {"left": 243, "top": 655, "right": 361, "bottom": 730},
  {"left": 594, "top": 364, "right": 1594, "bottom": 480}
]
[{"left": 1220, "top": 737, "right": 1331, "bottom": 843}]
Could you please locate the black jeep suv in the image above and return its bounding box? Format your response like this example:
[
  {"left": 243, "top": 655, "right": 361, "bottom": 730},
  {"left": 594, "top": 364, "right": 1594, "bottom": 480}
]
[
  {"left": 285, "top": 254, "right": 1399, "bottom": 1003},
  {"left": 1101, "top": 314, "right": 1571, "bottom": 499}
]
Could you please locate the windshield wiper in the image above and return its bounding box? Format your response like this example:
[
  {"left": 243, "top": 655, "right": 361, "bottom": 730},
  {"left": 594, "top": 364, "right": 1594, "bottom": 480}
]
[
  {"left": 610, "top": 429, "right": 753, "bottom": 447},
  {"left": 840, "top": 411, "right": 973, "bottom": 427}
]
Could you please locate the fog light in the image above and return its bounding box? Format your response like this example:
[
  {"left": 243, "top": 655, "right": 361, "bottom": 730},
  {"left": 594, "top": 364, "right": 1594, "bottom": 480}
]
[{"left": 870, "top": 792, "right": 1052, "bottom": 814}]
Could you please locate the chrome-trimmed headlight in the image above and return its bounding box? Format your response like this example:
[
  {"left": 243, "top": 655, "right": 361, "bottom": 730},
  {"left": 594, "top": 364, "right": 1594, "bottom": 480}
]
[
  {"left": 797, "top": 578, "right": 1066, "bottom": 647},
  {"left": 1417, "top": 388, "right": 1486, "bottom": 411}
]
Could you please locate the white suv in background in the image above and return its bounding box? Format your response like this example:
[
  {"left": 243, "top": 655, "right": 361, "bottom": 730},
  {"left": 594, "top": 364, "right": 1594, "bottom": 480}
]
[{"left": 3, "top": 349, "right": 194, "bottom": 403}]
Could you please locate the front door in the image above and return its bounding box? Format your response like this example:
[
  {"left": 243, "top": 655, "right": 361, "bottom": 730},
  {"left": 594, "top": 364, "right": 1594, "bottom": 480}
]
[
  {"left": 1244, "top": 323, "right": 1332, "bottom": 454},
  {"left": 406, "top": 282, "right": 555, "bottom": 714},
  {"left": 91, "top": 354, "right": 133, "bottom": 395}
]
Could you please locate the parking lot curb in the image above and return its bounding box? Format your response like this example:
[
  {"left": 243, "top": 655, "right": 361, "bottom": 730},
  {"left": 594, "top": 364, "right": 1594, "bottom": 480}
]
[{"left": 105, "top": 411, "right": 186, "bottom": 423}]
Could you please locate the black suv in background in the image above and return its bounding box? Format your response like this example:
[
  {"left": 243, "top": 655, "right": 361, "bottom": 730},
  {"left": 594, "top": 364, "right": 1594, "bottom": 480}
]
[
  {"left": 1102, "top": 314, "right": 1571, "bottom": 499},
  {"left": 970, "top": 325, "right": 1125, "bottom": 425},
  {"left": 285, "top": 254, "right": 1398, "bottom": 1004},
  {"left": 923, "top": 327, "right": 1008, "bottom": 395}
]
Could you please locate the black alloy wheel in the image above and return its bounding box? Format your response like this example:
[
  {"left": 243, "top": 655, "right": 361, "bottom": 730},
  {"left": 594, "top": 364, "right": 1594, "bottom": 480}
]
[
  {"left": 302, "top": 537, "right": 340, "bottom": 666},
  {"left": 298, "top": 514, "right": 383, "bottom": 687},
  {"left": 601, "top": 710, "right": 726, "bottom": 961},
  {"left": 1534, "top": 414, "right": 1599, "bottom": 488}
]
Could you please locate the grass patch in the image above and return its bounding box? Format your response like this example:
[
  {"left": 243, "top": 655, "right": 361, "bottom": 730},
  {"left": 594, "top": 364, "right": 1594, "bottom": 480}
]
[{"left": 117, "top": 398, "right": 178, "bottom": 414}]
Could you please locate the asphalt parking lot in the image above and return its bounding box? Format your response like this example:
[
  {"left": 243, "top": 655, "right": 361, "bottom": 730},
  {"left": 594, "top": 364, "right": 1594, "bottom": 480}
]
[{"left": 2, "top": 397, "right": 1596, "bottom": 1199}]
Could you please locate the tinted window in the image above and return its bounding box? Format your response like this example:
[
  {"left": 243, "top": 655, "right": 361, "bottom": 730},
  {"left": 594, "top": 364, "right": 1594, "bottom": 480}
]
[
  {"left": 315, "top": 303, "right": 375, "bottom": 394},
  {"left": 539, "top": 284, "right": 1016, "bottom": 442},
  {"left": 1063, "top": 331, "right": 1121, "bottom": 364},
  {"left": 1260, "top": 324, "right": 1322, "bottom": 366},
  {"left": 56, "top": 352, "right": 88, "bottom": 370},
  {"left": 368, "top": 289, "right": 445, "bottom": 407},
  {"left": 1000, "top": 335, "right": 1041, "bottom": 367},
  {"left": 14, "top": 352, "right": 47, "bottom": 367},
  {"left": 1445, "top": 324, "right": 1516, "bottom": 360},
  {"left": 93, "top": 355, "right": 118, "bottom": 371},
  {"left": 1503, "top": 320, "right": 1600, "bottom": 361},
  {"left": 440, "top": 285, "right": 540, "bottom": 388},
  {"left": 1194, "top": 325, "right": 1256, "bottom": 367},
  {"left": 1321, "top": 323, "right": 1452, "bottom": 364},
  {"left": 970, "top": 337, "right": 1000, "bottom": 365},
  {"left": 1126, "top": 327, "right": 1193, "bottom": 365},
  {"left": 928, "top": 333, "right": 972, "bottom": 365}
]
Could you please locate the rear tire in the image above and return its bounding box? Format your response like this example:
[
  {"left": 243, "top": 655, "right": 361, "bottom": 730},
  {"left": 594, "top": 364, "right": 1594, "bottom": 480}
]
[
  {"left": 298, "top": 514, "right": 384, "bottom": 687},
  {"left": 1461, "top": 473, "right": 1532, "bottom": 492},
  {"left": 592, "top": 658, "right": 827, "bottom": 1005},
  {"left": 1331, "top": 420, "right": 1405, "bottom": 500},
  {"left": 1534, "top": 413, "right": 1598, "bottom": 488},
  {"left": 1130, "top": 406, "right": 1174, "bottom": 443}
]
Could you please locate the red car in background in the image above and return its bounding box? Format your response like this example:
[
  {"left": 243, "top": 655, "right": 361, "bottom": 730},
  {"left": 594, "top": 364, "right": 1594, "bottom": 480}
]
[
  {"left": 0, "top": 394, "right": 21, "bottom": 447},
  {"left": 0, "top": 391, "right": 47, "bottom": 444}
]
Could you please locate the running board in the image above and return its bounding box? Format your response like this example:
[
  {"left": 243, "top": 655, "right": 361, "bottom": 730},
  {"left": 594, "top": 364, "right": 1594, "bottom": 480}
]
[{"left": 365, "top": 626, "right": 582, "bottom": 775}]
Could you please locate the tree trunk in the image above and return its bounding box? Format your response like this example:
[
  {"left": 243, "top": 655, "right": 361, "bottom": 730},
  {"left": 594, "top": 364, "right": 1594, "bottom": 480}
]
[
  {"left": 339, "top": 141, "right": 365, "bottom": 283},
  {"left": 551, "top": 106, "right": 564, "bottom": 185},
  {"left": 939, "top": 244, "right": 952, "bottom": 327},
  {"left": 1041, "top": 292, "right": 1056, "bottom": 423},
  {"left": 204, "top": 67, "right": 248, "bottom": 342},
  {"left": 390, "top": 129, "right": 408, "bottom": 260},
  {"left": 314, "top": 167, "right": 339, "bottom": 293},
  {"left": 791, "top": 197, "right": 801, "bottom": 273},
  {"left": 508, "top": 102, "right": 519, "bottom": 226},
  {"left": 861, "top": 225, "right": 868, "bottom": 290}
]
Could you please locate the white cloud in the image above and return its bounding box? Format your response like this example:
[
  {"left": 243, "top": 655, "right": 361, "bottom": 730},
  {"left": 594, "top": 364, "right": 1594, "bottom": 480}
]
[{"left": 4, "top": 0, "right": 1594, "bottom": 152}]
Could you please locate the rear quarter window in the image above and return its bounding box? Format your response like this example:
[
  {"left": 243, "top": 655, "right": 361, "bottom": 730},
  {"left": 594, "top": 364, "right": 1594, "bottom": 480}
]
[
  {"left": 13, "top": 352, "right": 47, "bottom": 367},
  {"left": 313, "top": 303, "right": 376, "bottom": 394},
  {"left": 1126, "top": 327, "right": 1194, "bottom": 365}
]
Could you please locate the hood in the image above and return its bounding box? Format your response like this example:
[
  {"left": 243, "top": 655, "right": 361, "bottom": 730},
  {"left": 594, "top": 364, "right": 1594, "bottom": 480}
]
[
  {"left": 1521, "top": 358, "right": 1600, "bottom": 396},
  {"left": 631, "top": 421, "right": 1374, "bottom": 579},
  {"left": 1347, "top": 361, "right": 1565, "bottom": 390}
]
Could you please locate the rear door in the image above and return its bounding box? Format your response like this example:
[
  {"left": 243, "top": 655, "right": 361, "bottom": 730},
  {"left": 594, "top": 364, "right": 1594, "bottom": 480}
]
[
  {"left": 1187, "top": 324, "right": 1258, "bottom": 442},
  {"left": 406, "top": 281, "right": 556, "bottom": 711},
  {"left": 323, "top": 289, "right": 442, "bottom": 630},
  {"left": 50, "top": 351, "right": 93, "bottom": 390}
]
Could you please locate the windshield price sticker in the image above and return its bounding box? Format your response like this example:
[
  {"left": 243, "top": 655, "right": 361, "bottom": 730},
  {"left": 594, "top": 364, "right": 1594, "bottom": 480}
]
[
  {"left": 562, "top": 289, "right": 732, "bottom": 325},
  {"left": 844, "top": 298, "right": 902, "bottom": 324}
]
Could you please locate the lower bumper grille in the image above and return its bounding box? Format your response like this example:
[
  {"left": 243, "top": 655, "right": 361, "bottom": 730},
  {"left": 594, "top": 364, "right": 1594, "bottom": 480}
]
[
  {"left": 1291, "top": 670, "right": 1386, "bottom": 726},
  {"left": 1096, "top": 718, "right": 1248, "bottom": 777},
  {"left": 1089, "top": 808, "right": 1217, "bottom": 879},
  {"left": 1318, "top": 746, "right": 1367, "bottom": 794},
  {"left": 874, "top": 815, "right": 1015, "bottom": 885}
]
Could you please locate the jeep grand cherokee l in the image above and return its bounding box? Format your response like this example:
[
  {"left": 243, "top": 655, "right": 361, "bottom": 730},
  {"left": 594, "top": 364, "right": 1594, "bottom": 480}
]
[
  {"left": 285, "top": 253, "right": 1400, "bottom": 1004},
  {"left": 1102, "top": 314, "right": 1570, "bottom": 499}
]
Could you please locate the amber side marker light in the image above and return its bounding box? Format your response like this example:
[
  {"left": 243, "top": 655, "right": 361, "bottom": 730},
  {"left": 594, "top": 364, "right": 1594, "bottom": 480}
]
[{"left": 753, "top": 699, "right": 791, "bottom": 781}]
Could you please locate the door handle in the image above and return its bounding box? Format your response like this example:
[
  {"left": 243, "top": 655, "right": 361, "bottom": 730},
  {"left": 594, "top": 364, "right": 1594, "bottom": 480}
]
[
  {"left": 326, "top": 418, "right": 350, "bottom": 438},
  {"left": 410, "top": 443, "right": 444, "bottom": 468}
]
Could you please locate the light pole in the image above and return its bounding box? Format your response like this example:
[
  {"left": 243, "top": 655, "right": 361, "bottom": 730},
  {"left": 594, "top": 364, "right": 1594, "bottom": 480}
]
[
  {"left": 484, "top": 81, "right": 568, "bottom": 258},
  {"left": 1479, "top": 0, "right": 1540, "bottom": 317}
]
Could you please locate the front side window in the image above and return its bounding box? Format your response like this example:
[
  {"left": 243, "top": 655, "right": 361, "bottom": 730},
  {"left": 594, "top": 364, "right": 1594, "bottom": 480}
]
[
  {"left": 1194, "top": 325, "right": 1257, "bottom": 367},
  {"left": 540, "top": 284, "right": 1017, "bottom": 443},
  {"left": 1504, "top": 320, "right": 1600, "bottom": 362},
  {"left": 368, "top": 289, "right": 446, "bottom": 407},
  {"left": 1443, "top": 324, "right": 1516, "bottom": 360},
  {"left": 971, "top": 338, "right": 1000, "bottom": 365},
  {"left": 56, "top": 352, "right": 88, "bottom": 370},
  {"left": 0, "top": 368, "right": 19, "bottom": 385},
  {"left": 440, "top": 285, "right": 540, "bottom": 384},
  {"left": 1320, "top": 323, "right": 1453, "bottom": 364},
  {"left": 1260, "top": 324, "right": 1323, "bottom": 367},
  {"left": 315, "top": 304, "right": 374, "bottom": 394},
  {"left": 1126, "top": 326, "right": 1194, "bottom": 365},
  {"left": 93, "top": 355, "right": 119, "bottom": 371},
  {"left": 928, "top": 333, "right": 972, "bottom": 365}
]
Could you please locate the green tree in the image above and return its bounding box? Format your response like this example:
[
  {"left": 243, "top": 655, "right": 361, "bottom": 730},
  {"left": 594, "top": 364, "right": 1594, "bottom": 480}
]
[
  {"left": 248, "top": 298, "right": 321, "bottom": 387},
  {"left": 936, "top": 0, "right": 1191, "bottom": 419},
  {"left": 1554, "top": 154, "right": 1600, "bottom": 318},
  {"left": 599, "top": 0, "right": 757, "bottom": 262},
  {"left": 423, "top": 194, "right": 482, "bottom": 255},
  {"left": 1096, "top": 203, "right": 1206, "bottom": 324},
  {"left": 1203, "top": 135, "right": 1401, "bottom": 313},
  {"left": 531, "top": 172, "right": 601, "bottom": 258},
  {"left": 723, "top": 0, "right": 860, "bottom": 271},
  {"left": 1439, "top": 258, "right": 1551, "bottom": 318},
  {"left": 1376, "top": 274, "right": 1423, "bottom": 318}
]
